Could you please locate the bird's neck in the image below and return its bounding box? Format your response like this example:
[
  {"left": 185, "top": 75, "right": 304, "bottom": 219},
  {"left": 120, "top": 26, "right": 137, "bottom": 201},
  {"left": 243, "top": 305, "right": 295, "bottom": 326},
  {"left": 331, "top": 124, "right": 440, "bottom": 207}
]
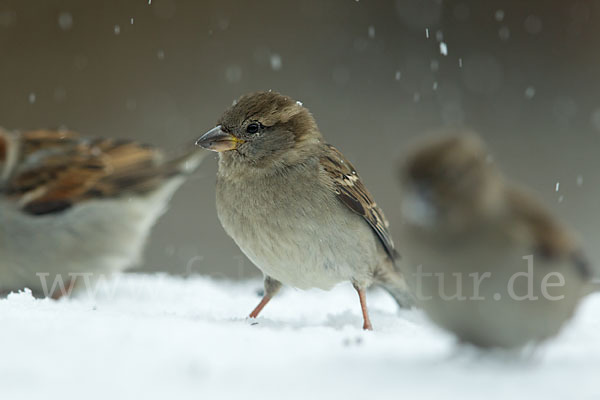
[{"left": 218, "top": 145, "right": 322, "bottom": 182}]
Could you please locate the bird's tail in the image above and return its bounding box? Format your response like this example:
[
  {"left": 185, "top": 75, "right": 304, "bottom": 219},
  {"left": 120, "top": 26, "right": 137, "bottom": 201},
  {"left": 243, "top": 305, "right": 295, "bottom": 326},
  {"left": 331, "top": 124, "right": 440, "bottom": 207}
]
[
  {"left": 162, "top": 146, "right": 208, "bottom": 176},
  {"left": 96, "top": 143, "right": 207, "bottom": 194},
  {"left": 375, "top": 259, "right": 415, "bottom": 309}
]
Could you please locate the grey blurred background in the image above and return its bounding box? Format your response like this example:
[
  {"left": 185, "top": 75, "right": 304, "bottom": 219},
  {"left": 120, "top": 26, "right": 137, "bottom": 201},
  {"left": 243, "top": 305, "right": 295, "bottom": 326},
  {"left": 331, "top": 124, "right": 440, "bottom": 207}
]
[{"left": 1, "top": 0, "right": 599, "bottom": 279}]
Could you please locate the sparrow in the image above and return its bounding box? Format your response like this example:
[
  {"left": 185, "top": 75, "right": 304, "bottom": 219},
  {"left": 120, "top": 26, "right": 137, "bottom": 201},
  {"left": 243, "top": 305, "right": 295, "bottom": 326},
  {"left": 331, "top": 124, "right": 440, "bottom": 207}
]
[
  {"left": 397, "top": 134, "right": 597, "bottom": 348},
  {"left": 195, "top": 91, "right": 413, "bottom": 330},
  {"left": 0, "top": 128, "right": 206, "bottom": 298}
]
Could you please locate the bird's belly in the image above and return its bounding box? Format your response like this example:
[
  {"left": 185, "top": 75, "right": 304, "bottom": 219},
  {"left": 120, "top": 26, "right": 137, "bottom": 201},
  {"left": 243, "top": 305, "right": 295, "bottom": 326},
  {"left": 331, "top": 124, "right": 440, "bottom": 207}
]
[
  {"left": 243, "top": 246, "right": 339, "bottom": 290},
  {"left": 217, "top": 188, "right": 378, "bottom": 290},
  {"left": 401, "top": 234, "right": 584, "bottom": 347},
  {"left": 0, "top": 180, "right": 182, "bottom": 294},
  {"left": 235, "top": 221, "right": 367, "bottom": 290}
]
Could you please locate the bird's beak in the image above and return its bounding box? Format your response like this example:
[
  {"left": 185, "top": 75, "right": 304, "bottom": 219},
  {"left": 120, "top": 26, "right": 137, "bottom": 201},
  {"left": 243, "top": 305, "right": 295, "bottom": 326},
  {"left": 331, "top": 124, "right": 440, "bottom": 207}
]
[{"left": 195, "top": 125, "right": 244, "bottom": 152}]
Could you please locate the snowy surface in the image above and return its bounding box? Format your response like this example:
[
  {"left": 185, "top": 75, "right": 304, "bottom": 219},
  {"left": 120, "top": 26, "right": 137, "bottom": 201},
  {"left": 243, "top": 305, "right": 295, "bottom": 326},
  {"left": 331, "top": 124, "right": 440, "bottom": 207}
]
[{"left": 1, "top": 274, "right": 599, "bottom": 400}]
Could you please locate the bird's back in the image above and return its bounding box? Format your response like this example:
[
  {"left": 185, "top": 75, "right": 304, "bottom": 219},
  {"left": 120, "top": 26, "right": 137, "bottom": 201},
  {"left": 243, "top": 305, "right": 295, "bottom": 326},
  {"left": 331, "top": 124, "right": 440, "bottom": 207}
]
[
  {"left": 0, "top": 128, "right": 205, "bottom": 296},
  {"left": 1, "top": 129, "right": 202, "bottom": 215}
]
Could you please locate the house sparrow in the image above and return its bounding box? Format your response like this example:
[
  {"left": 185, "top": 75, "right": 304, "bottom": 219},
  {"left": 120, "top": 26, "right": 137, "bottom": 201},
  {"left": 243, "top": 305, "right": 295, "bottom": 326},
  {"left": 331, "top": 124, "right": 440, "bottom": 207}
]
[
  {"left": 0, "top": 128, "right": 206, "bottom": 298},
  {"left": 397, "top": 134, "right": 597, "bottom": 348},
  {"left": 195, "top": 91, "right": 412, "bottom": 330}
]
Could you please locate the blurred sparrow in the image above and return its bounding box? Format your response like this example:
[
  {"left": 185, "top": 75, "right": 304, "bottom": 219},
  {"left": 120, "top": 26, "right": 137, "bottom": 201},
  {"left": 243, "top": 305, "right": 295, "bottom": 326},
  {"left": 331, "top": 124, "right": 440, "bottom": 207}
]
[
  {"left": 397, "top": 134, "right": 597, "bottom": 348},
  {"left": 196, "top": 91, "right": 412, "bottom": 330},
  {"left": 0, "top": 128, "right": 206, "bottom": 298}
]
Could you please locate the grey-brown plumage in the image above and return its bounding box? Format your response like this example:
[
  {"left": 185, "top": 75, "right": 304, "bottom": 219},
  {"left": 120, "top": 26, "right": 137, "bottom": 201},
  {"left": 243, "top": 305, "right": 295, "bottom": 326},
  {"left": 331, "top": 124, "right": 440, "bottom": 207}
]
[
  {"left": 397, "top": 134, "right": 596, "bottom": 348},
  {"left": 0, "top": 128, "right": 206, "bottom": 297},
  {"left": 2, "top": 129, "right": 202, "bottom": 214},
  {"left": 196, "top": 91, "right": 412, "bottom": 330}
]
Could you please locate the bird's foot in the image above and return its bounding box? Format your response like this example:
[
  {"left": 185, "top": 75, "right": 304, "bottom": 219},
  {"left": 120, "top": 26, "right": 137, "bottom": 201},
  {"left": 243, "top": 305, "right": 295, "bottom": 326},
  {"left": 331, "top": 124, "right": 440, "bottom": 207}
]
[{"left": 249, "top": 295, "right": 272, "bottom": 318}]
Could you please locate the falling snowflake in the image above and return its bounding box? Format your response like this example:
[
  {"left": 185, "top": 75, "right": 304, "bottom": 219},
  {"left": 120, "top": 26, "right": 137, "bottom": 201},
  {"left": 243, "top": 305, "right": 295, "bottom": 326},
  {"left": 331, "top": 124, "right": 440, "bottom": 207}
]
[
  {"left": 58, "top": 12, "right": 73, "bottom": 31},
  {"left": 368, "top": 26, "right": 375, "bottom": 39},
  {"left": 524, "top": 86, "right": 536, "bottom": 99},
  {"left": 270, "top": 54, "right": 282, "bottom": 71},
  {"left": 439, "top": 42, "right": 448, "bottom": 56}
]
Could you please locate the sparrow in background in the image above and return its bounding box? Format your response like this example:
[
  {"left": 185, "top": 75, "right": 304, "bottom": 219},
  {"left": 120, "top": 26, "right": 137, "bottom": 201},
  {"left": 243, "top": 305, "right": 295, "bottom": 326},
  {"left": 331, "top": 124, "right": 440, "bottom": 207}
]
[
  {"left": 397, "top": 134, "right": 597, "bottom": 348},
  {"left": 195, "top": 91, "right": 413, "bottom": 330},
  {"left": 0, "top": 128, "right": 206, "bottom": 298}
]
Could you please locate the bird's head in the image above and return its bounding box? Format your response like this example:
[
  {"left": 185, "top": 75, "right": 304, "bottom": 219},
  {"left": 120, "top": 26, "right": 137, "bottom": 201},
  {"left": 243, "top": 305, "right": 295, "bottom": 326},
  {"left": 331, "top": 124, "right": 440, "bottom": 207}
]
[
  {"left": 196, "top": 91, "right": 322, "bottom": 168},
  {"left": 399, "top": 134, "right": 505, "bottom": 231}
]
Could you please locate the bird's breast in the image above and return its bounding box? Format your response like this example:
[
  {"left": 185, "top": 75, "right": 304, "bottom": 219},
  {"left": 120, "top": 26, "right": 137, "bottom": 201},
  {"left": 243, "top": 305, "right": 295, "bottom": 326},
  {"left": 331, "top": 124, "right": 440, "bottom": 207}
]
[{"left": 215, "top": 169, "right": 378, "bottom": 289}]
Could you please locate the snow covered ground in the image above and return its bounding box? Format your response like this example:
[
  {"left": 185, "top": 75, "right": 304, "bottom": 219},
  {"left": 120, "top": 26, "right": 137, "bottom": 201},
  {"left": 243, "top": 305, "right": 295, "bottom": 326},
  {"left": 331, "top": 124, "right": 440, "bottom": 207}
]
[{"left": 1, "top": 274, "right": 599, "bottom": 400}]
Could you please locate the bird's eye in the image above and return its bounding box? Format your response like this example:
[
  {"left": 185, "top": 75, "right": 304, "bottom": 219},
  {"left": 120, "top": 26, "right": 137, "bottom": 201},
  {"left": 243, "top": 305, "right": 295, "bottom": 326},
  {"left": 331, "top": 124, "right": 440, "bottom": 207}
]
[{"left": 246, "top": 123, "right": 260, "bottom": 134}]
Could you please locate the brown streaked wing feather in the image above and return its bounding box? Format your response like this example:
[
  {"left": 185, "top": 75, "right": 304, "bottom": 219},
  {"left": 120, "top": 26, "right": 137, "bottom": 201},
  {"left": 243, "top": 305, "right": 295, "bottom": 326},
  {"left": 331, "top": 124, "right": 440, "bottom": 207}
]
[
  {"left": 88, "top": 139, "right": 165, "bottom": 197},
  {"left": 6, "top": 131, "right": 166, "bottom": 215},
  {"left": 320, "top": 144, "right": 398, "bottom": 260},
  {"left": 22, "top": 130, "right": 80, "bottom": 141},
  {"left": 19, "top": 129, "right": 81, "bottom": 157},
  {"left": 9, "top": 153, "right": 109, "bottom": 215}
]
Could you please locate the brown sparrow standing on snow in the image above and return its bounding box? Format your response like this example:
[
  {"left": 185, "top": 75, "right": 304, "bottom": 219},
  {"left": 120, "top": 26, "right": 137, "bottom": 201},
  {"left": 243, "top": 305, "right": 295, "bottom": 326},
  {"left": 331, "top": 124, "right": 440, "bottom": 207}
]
[
  {"left": 195, "top": 91, "right": 413, "bottom": 330},
  {"left": 397, "top": 134, "right": 597, "bottom": 348},
  {"left": 0, "top": 128, "right": 206, "bottom": 298}
]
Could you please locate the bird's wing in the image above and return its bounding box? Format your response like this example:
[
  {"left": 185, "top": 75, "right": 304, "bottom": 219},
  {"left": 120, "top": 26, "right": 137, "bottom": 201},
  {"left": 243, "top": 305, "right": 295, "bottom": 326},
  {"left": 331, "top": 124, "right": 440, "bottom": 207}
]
[
  {"left": 507, "top": 186, "right": 593, "bottom": 280},
  {"left": 320, "top": 143, "right": 398, "bottom": 260},
  {"left": 2, "top": 129, "right": 202, "bottom": 216}
]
